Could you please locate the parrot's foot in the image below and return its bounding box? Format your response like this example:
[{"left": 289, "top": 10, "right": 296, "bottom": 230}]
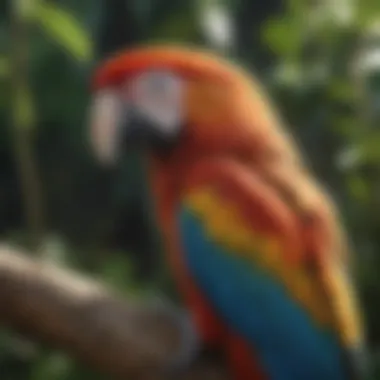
[
  {"left": 344, "top": 342, "right": 370, "bottom": 380},
  {"left": 150, "top": 296, "right": 201, "bottom": 375}
]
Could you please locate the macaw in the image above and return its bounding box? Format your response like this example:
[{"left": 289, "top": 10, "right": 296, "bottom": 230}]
[{"left": 87, "top": 45, "right": 367, "bottom": 380}]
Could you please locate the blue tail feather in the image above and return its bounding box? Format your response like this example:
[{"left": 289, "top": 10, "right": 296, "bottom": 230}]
[{"left": 179, "top": 208, "right": 347, "bottom": 380}]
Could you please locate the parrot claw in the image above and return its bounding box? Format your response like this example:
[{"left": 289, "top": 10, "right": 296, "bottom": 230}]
[
  {"left": 150, "top": 295, "right": 200, "bottom": 375},
  {"left": 344, "top": 342, "right": 370, "bottom": 380}
]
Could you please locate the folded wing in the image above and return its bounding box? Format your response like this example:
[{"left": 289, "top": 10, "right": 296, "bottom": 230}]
[{"left": 177, "top": 159, "right": 365, "bottom": 380}]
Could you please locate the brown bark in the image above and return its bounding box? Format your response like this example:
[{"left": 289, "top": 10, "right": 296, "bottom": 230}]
[{"left": 0, "top": 245, "right": 229, "bottom": 380}]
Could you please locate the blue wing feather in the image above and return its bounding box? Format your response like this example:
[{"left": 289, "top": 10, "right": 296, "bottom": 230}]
[{"left": 178, "top": 205, "right": 347, "bottom": 380}]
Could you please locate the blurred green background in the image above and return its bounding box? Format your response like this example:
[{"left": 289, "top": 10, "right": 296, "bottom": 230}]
[{"left": 1, "top": 0, "right": 380, "bottom": 378}]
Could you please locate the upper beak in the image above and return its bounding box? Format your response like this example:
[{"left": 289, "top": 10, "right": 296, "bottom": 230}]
[{"left": 88, "top": 90, "right": 124, "bottom": 166}]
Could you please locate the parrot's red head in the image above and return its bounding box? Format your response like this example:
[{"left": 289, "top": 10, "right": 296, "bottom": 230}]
[{"left": 88, "top": 45, "right": 301, "bottom": 170}]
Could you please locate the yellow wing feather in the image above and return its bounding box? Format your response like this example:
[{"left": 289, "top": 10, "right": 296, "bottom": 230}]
[{"left": 186, "top": 187, "right": 334, "bottom": 327}]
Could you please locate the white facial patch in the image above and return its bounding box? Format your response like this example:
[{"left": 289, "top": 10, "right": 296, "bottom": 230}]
[
  {"left": 88, "top": 89, "right": 123, "bottom": 165},
  {"left": 127, "top": 70, "right": 184, "bottom": 136}
]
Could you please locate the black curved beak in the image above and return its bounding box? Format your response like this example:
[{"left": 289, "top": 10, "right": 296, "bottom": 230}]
[
  {"left": 89, "top": 91, "right": 181, "bottom": 166},
  {"left": 120, "top": 108, "right": 182, "bottom": 154}
]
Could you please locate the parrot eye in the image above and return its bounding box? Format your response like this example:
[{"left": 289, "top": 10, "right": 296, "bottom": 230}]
[{"left": 127, "top": 70, "right": 184, "bottom": 137}]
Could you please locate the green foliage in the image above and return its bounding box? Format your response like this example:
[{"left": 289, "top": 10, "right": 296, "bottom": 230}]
[
  {"left": 33, "top": 2, "right": 93, "bottom": 62},
  {"left": 262, "top": 17, "right": 303, "bottom": 57},
  {"left": 0, "top": 56, "right": 9, "bottom": 79},
  {"left": 150, "top": 11, "right": 198, "bottom": 43},
  {"left": 12, "top": 85, "right": 36, "bottom": 131}
]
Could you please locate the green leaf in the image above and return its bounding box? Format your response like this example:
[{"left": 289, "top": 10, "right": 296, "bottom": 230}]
[
  {"left": 149, "top": 10, "right": 198, "bottom": 43},
  {"left": 261, "top": 17, "right": 302, "bottom": 57},
  {"left": 356, "top": 0, "right": 380, "bottom": 28},
  {"left": 12, "top": 0, "right": 39, "bottom": 21},
  {"left": 0, "top": 56, "right": 9, "bottom": 79},
  {"left": 288, "top": 0, "right": 306, "bottom": 16},
  {"left": 332, "top": 116, "right": 359, "bottom": 138},
  {"left": 31, "top": 352, "right": 73, "bottom": 380},
  {"left": 33, "top": 2, "right": 93, "bottom": 62},
  {"left": 12, "top": 85, "right": 36, "bottom": 131},
  {"left": 271, "top": 60, "right": 305, "bottom": 89},
  {"left": 97, "top": 253, "right": 138, "bottom": 293},
  {"left": 348, "top": 175, "right": 370, "bottom": 203},
  {"left": 329, "top": 80, "right": 358, "bottom": 103}
]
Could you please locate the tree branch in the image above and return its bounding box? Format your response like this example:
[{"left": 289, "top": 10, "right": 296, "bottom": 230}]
[{"left": 0, "top": 245, "right": 230, "bottom": 380}]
